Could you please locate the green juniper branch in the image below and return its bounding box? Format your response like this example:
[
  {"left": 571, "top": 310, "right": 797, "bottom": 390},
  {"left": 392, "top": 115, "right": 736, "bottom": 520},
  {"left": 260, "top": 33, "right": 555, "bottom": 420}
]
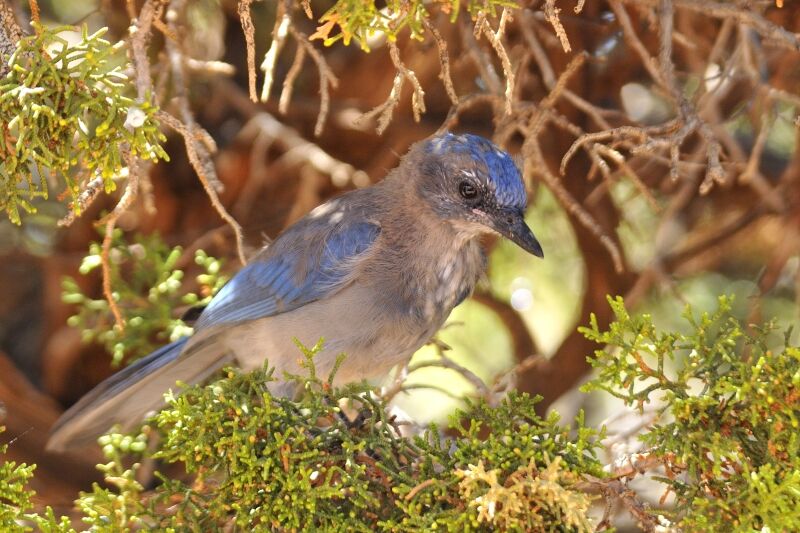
[
  {"left": 0, "top": 24, "right": 166, "bottom": 225},
  {"left": 582, "top": 296, "right": 800, "bottom": 531}
]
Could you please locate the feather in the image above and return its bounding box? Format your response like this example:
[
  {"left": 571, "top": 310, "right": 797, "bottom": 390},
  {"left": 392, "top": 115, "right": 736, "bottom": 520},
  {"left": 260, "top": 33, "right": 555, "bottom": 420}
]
[{"left": 195, "top": 219, "right": 381, "bottom": 330}]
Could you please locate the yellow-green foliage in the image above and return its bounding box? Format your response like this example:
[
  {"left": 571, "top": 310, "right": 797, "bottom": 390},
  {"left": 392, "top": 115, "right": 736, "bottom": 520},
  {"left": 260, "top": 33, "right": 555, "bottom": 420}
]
[
  {"left": 6, "top": 279, "right": 800, "bottom": 530},
  {"left": 582, "top": 296, "right": 800, "bottom": 532},
  {"left": 0, "top": 427, "right": 38, "bottom": 529},
  {"left": 313, "top": 0, "right": 517, "bottom": 50},
  {"left": 62, "top": 231, "right": 227, "bottom": 366},
  {"left": 0, "top": 346, "right": 601, "bottom": 532},
  {"left": 135, "top": 343, "right": 600, "bottom": 531},
  {"left": 0, "top": 427, "right": 74, "bottom": 532},
  {"left": 0, "top": 24, "right": 166, "bottom": 224}
]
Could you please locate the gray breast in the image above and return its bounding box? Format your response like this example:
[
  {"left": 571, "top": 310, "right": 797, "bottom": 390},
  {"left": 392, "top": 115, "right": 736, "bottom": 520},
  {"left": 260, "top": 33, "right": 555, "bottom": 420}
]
[{"left": 399, "top": 239, "right": 485, "bottom": 325}]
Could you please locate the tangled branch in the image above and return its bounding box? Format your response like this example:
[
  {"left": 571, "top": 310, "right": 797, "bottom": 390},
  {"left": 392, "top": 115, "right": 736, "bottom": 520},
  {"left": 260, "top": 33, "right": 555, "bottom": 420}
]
[{"left": 360, "top": 41, "right": 426, "bottom": 135}]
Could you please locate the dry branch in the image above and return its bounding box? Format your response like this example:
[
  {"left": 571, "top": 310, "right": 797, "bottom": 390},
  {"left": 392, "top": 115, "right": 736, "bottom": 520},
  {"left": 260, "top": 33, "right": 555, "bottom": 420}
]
[
  {"left": 235, "top": 110, "right": 370, "bottom": 188},
  {"left": 460, "top": 13, "right": 503, "bottom": 96},
  {"left": 544, "top": 0, "right": 572, "bottom": 52},
  {"left": 94, "top": 0, "right": 166, "bottom": 329},
  {"left": 530, "top": 148, "right": 625, "bottom": 274},
  {"left": 279, "top": 44, "right": 306, "bottom": 114},
  {"left": 361, "top": 41, "right": 425, "bottom": 135},
  {"left": 422, "top": 17, "right": 458, "bottom": 106},
  {"left": 288, "top": 24, "right": 338, "bottom": 136},
  {"left": 100, "top": 153, "right": 141, "bottom": 331},
  {"left": 260, "top": 3, "right": 290, "bottom": 103},
  {"left": 477, "top": 8, "right": 515, "bottom": 115},
  {"left": 237, "top": 0, "right": 258, "bottom": 102},
  {"left": 163, "top": 0, "right": 246, "bottom": 265},
  {"left": 620, "top": 0, "right": 800, "bottom": 50}
]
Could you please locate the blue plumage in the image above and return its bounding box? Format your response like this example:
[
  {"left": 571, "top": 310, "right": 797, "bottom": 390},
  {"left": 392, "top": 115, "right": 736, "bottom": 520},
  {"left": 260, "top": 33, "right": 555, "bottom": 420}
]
[
  {"left": 196, "top": 220, "right": 381, "bottom": 330},
  {"left": 426, "top": 133, "right": 526, "bottom": 210}
]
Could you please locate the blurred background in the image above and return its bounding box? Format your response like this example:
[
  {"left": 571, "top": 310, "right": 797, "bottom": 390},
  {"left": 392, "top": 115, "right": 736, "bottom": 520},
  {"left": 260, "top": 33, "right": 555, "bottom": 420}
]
[{"left": 0, "top": 0, "right": 798, "bottom": 516}]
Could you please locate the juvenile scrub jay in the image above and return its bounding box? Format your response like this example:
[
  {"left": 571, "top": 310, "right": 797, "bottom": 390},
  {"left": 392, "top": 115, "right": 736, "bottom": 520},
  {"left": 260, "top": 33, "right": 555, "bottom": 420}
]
[{"left": 47, "top": 133, "right": 543, "bottom": 452}]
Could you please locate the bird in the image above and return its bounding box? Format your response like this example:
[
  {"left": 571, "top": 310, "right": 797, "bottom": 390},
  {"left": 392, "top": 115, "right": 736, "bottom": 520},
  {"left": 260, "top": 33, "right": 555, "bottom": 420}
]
[{"left": 47, "top": 132, "right": 543, "bottom": 452}]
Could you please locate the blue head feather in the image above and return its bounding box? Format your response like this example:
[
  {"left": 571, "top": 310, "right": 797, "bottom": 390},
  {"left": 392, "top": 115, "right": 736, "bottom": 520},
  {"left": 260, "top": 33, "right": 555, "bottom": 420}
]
[{"left": 426, "top": 133, "right": 526, "bottom": 210}]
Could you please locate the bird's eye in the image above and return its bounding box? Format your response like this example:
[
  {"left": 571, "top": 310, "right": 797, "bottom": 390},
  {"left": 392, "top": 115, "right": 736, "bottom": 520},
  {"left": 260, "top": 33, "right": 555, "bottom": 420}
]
[{"left": 459, "top": 181, "right": 478, "bottom": 200}]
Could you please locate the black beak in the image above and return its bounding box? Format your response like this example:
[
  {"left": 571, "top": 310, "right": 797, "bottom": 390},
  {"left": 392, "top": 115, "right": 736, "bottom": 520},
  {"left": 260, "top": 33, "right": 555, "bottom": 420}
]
[{"left": 493, "top": 208, "right": 544, "bottom": 258}]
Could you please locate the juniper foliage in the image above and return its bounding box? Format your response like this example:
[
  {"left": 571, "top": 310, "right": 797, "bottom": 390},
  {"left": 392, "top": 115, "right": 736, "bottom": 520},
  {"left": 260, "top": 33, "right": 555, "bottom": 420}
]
[
  {"left": 1, "top": 345, "right": 601, "bottom": 532},
  {"left": 0, "top": 24, "right": 166, "bottom": 225},
  {"left": 5, "top": 281, "right": 800, "bottom": 530},
  {"left": 582, "top": 296, "right": 800, "bottom": 532},
  {"left": 61, "top": 231, "right": 227, "bottom": 367},
  {"left": 312, "top": 0, "right": 516, "bottom": 50},
  {"left": 0, "top": 428, "right": 74, "bottom": 532}
]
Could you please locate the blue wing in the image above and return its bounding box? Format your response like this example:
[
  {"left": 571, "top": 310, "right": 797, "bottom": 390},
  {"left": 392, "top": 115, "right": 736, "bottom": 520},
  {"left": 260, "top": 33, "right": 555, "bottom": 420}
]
[{"left": 194, "top": 219, "right": 381, "bottom": 330}]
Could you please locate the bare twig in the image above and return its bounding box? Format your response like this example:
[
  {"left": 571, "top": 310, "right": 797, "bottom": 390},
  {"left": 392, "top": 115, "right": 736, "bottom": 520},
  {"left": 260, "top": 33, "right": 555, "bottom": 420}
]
[
  {"left": 657, "top": 0, "right": 727, "bottom": 192},
  {"left": 437, "top": 93, "right": 506, "bottom": 134},
  {"left": 520, "top": 14, "right": 556, "bottom": 87},
  {"left": 158, "top": 111, "right": 246, "bottom": 265},
  {"left": 27, "top": 0, "right": 39, "bottom": 25},
  {"left": 525, "top": 133, "right": 626, "bottom": 273},
  {"left": 361, "top": 41, "right": 425, "bottom": 135},
  {"left": 404, "top": 479, "right": 439, "bottom": 501},
  {"left": 520, "top": 15, "right": 616, "bottom": 131},
  {"left": 477, "top": 8, "right": 515, "bottom": 115},
  {"left": 460, "top": 13, "right": 503, "bottom": 96},
  {"left": 558, "top": 110, "right": 666, "bottom": 174},
  {"left": 394, "top": 383, "right": 465, "bottom": 401},
  {"left": 739, "top": 110, "right": 771, "bottom": 185},
  {"left": 380, "top": 364, "right": 410, "bottom": 403},
  {"left": 407, "top": 354, "right": 490, "bottom": 399},
  {"left": 528, "top": 53, "right": 587, "bottom": 138},
  {"left": 591, "top": 478, "right": 662, "bottom": 532},
  {"left": 99, "top": 154, "right": 142, "bottom": 331},
  {"left": 544, "top": 0, "right": 571, "bottom": 52},
  {"left": 733, "top": 103, "right": 784, "bottom": 211},
  {"left": 288, "top": 24, "right": 338, "bottom": 136},
  {"left": 662, "top": 205, "right": 767, "bottom": 270},
  {"left": 619, "top": 0, "right": 800, "bottom": 50},
  {"left": 163, "top": 0, "right": 246, "bottom": 264},
  {"left": 92, "top": 0, "right": 164, "bottom": 328},
  {"left": 128, "top": 0, "right": 164, "bottom": 98},
  {"left": 363, "top": 69, "right": 403, "bottom": 134},
  {"left": 237, "top": 0, "right": 257, "bottom": 102},
  {"left": 490, "top": 354, "right": 545, "bottom": 398},
  {"left": 390, "top": 41, "right": 426, "bottom": 124},
  {"left": 422, "top": 17, "right": 458, "bottom": 106},
  {"left": 594, "top": 143, "right": 660, "bottom": 211},
  {"left": 609, "top": 1, "right": 664, "bottom": 86},
  {"left": 605, "top": 451, "right": 665, "bottom": 479},
  {"left": 57, "top": 175, "right": 110, "bottom": 227},
  {"left": 237, "top": 111, "right": 370, "bottom": 188},
  {"left": 279, "top": 44, "right": 306, "bottom": 114},
  {"left": 260, "top": 3, "right": 290, "bottom": 103},
  {"left": 542, "top": 164, "right": 624, "bottom": 273}
]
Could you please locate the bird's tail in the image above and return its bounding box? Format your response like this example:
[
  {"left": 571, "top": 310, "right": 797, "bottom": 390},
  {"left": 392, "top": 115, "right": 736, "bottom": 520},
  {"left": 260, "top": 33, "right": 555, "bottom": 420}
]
[{"left": 47, "top": 335, "right": 232, "bottom": 452}]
